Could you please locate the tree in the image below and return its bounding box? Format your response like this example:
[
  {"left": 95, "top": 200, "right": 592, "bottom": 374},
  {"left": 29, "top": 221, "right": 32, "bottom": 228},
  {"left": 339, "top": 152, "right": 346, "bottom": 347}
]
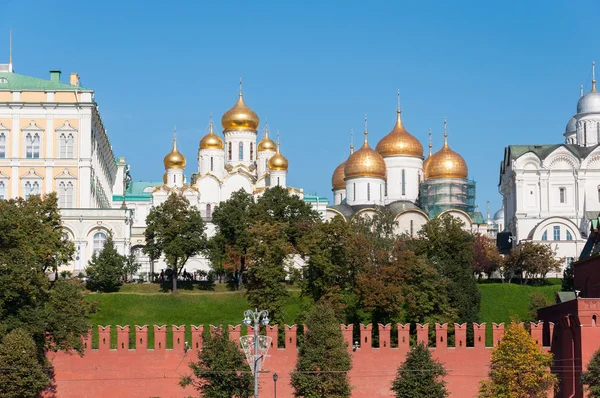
[
  {"left": 0, "top": 328, "right": 50, "bottom": 398},
  {"left": 409, "top": 214, "right": 480, "bottom": 325},
  {"left": 472, "top": 234, "right": 502, "bottom": 278},
  {"left": 505, "top": 242, "right": 563, "bottom": 284},
  {"left": 245, "top": 221, "right": 292, "bottom": 324},
  {"left": 391, "top": 342, "right": 449, "bottom": 398},
  {"left": 123, "top": 253, "right": 142, "bottom": 282},
  {"left": 180, "top": 327, "right": 253, "bottom": 398},
  {"left": 582, "top": 347, "right": 600, "bottom": 397},
  {"left": 561, "top": 261, "right": 574, "bottom": 291},
  {"left": 208, "top": 189, "right": 255, "bottom": 291},
  {"left": 478, "top": 323, "right": 557, "bottom": 398},
  {"left": 144, "top": 193, "right": 206, "bottom": 293},
  {"left": 85, "top": 235, "right": 126, "bottom": 292},
  {"left": 0, "top": 194, "right": 92, "bottom": 396},
  {"left": 291, "top": 302, "right": 353, "bottom": 397},
  {"left": 350, "top": 207, "right": 397, "bottom": 252},
  {"left": 527, "top": 293, "right": 551, "bottom": 323}
]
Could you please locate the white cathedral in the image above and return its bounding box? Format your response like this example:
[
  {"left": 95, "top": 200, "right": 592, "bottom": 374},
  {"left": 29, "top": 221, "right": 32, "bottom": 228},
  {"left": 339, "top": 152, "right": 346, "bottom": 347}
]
[{"left": 499, "top": 65, "right": 600, "bottom": 268}]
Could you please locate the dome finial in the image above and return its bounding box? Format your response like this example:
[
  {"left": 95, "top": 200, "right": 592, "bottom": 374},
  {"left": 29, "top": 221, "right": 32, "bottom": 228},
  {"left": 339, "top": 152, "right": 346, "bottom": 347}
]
[
  {"left": 209, "top": 112, "right": 213, "bottom": 133},
  {"left": 173, "top": 124, "right": 177, "bottom": 142},
  {"left": 350, "top": 128, "right": 354, "bottom": 154},
  {"left": 443, "top": 116, "right": 448, "bottom": 147},
  {"left": 428, "top": 128, "right": 433, "bottom": 157},
  {"left": 396, "top": 89, "right": 403, "bottom": 125},
  {"left": 239, "top": 76, "right": 243, "bottom": 97},
  {"left": 593, "top": 62, "right": 597, "bottom": 92},
  {"left": 364, "top": 114, "right": 369, "bottom": 144},
  {"left": 581, "top": 84, "right": 584, "bottom": 97}
]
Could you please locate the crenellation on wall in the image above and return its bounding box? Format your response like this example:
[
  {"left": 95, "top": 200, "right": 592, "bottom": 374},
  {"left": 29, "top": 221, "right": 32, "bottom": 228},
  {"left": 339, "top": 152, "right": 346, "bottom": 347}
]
[
  {"left": 435, "top": 323, "right": 448, "bottom": 349},
  {"left": 116, "top": 325, "right": 129, "bottom": 350},
  {"left": 191, "top": 325, "right": 203, "bottom": 350},
  {"left": 229, "top": 324, "right": 242, "bottom": 344},
  {"left": 492, "top": 323, "right": 504, "bottom": 347},
  {"left": 172, "top": 325, "right": 185, "bottom": 351},
  {"left": 530, "top": 322, "right": 543, "bottom": 346},
  {"left": 378, "top": 324, "right": 391, "bottom": 349},
  {"left": 416, "top": 323, "right": 428, "bottom": 346},
  {"left": 285, "top": 324, "right": 297, "bottom": 349},
  {"left": 454, "top": 323, "right": 466, "bottom": 348},
  {"left": 135, "top": 325, "right": 148, "bottom": 349},
  {"left": 473, "top": 323, "right": 486, "bottom": 348},
  {"left": 154, "top": 325, "right": 166, "bottom": 350},
  {"left": 359, "top": 324, "right": 372, "bottom": 349},
  {"left": 341, "top": 324, "right": 353, "bottom": 348},
  {"left": 398, "top": 324, "right": 410, "bottom": 350},
  {"left": 99, "top": 325, "right": 110, "bottom": 352},
  {"left": 266, "top": 325, "right": 278, "bottom": 349}
]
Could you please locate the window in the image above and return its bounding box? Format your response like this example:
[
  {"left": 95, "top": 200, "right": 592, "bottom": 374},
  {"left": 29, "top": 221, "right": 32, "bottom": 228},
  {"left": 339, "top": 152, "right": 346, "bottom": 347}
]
[
  {"left": 250, "top": 143, "right": 254, "bottom": 160},
  {"left": 567, "top": 257, "right": 574, "bottom": 266},
  {"left": 541, "top": 230, "right": 547, "bottom": 241},
  {"left": 559, "top": 187, "right": 565, "bottom": 204},
  {"left": 59, "top": 133, "right": 74, "bottom": 158},
  {"left": 410, "top": 220, "right": 414, "bottom": 236},
  {"left": 0, "top": 77, "right": 7, "bottom": 84},
  {"left": 553, "top": 225, "right": 560, "bottom": 241},
  {"left": 265, "top": 158, "right": 268, "bottom": 169},
  {"left": 239, "top": 142, "right": 243, "bottom": 160},
  {"left": 367, "top": 183, "right": 370, "bottom": 201},
  {"left": 566, "top": 230, "right": 573, "bottom": 241},
  {"left": 92, "top": 232, "right": 107, "bottom": 254},
  {"left": 206, "top": 204, "right": 212, "bottom": 218},
  {"left": 401, "top": 169, "right": 406, "bottom": 195},
  {"left": 0, "top": 181, "right": 4, "bottom": 200},
  {"left": 353, "top": 183, "right": 356, "bottom": 201},
  {"left": 25, "top": 133, "right": 40, "bottom": 158},
  {"left": 58, "top": 181, "right": 74, "bottom": 208},
  {"left": 210, "top": 157, "right": 214, "bottom": 172},
  {"left": 228, "top": 142, "right": 232, "bottom": 160},
  {"left": 384, "top": 180, "right": 388, "bottom": 196},
  {"left": 0, "top": 133, "right": 5, "bottom": 158},
  {"left": 277, "top": 177, "right": 280, "bottom": 186},
  {"left": 24, "top": 181, "right": 40, "bottom": 199}
]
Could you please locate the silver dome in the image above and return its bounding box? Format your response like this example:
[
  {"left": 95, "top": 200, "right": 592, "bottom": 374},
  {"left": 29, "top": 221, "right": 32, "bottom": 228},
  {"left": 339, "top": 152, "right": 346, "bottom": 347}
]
[
  {"left": 493, "top": 207, "right": 504, "bottom": 221},
  {"left": 577, "top": 91, "right": 600, "bottom": 114},
  {"left": 565, "top": 116, "right": 577, "bottom": 133}
]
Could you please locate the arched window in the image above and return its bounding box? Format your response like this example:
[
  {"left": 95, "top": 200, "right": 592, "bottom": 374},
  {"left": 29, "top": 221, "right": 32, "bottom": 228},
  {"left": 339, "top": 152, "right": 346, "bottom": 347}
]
[
  {"left": 0, "top": 181, "right": 5, "bottom": 200},
  {"left": 566, "top": 230, "right": 573, "bottom": 241},
  {"left": 210, "top": 157, "right": 214, "bottom": 172},
  {"left": 353, "top": 183, "right": 356, "bottom": 201},
  {"left": 0, "top": 132, "right": 6, "bottom": 158},
  {"left": 553, "top": 225, "right": 561, "bottom": 241},
  {"left": 559, "top": 187, "right": 566, "bottom": 204},
  {"left": 58, "top": 133, "right": 74, "bottom": 159},
  {"left": 24, "top": 181, "right": 40, "bottom": 199},
  {"left": 239, "top": 142, "right": 243, "bottom": 160},
  {"left": 384, "top": 180, "right": 388, "bottom": 196},
  {"left": 401, "top": 169, "right": 406, "bottom": 195},
  {"left": 228, "top": 142, "right": 232, "bottom": 160},
  {"left": 93, "top": 231, "right": 107, "bottom": 254},
  {"left": 26, "top": 133, "right": 40, "bottom": 158},
  {"left": 58, "top": 181, "right": 74, "bottom": 208},
  {"left": 277, "top": 177, "right": 280, "bottom": 186},
  {"left": 541, "top": 230, "right": 547, "bottom": 241},
  {"left": 367, "top": 183, "right": 371, "bottom": 201},
  {"left": 206, "top": 204, "right": 212, "bottom": 218},
  {"left": 250, "top": 143, "right": 254, "bottom": 160}
]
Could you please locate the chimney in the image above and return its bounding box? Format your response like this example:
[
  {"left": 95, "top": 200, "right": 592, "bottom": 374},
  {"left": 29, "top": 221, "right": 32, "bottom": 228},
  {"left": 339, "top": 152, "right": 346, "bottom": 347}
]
[
  {"left": 70, "top": 73, "right": 79, "bottom": 87},
  {"left": 49, "top": 70, "right": 61, "bottom": 83}
]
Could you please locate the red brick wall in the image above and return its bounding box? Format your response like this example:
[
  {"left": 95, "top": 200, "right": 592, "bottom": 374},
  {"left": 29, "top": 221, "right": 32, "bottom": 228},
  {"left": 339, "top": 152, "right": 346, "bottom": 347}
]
[{"left": 48, "top": 322, "right": 555, "bottom": 398}]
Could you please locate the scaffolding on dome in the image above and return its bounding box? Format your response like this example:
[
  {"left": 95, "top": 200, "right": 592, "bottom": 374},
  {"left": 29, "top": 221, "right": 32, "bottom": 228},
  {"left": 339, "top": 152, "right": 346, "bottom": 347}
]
[{"left": 418, "top": 179, "right": 476, "bottom": 219}]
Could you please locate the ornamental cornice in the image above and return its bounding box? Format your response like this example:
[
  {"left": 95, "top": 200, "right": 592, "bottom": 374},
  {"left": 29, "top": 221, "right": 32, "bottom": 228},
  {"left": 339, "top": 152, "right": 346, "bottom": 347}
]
[
  {"left": 223, "top": 130, "right": 257, "bottom": 139},
  {"left": 20, "top": 168, "right": 44, "bottom": 180}
]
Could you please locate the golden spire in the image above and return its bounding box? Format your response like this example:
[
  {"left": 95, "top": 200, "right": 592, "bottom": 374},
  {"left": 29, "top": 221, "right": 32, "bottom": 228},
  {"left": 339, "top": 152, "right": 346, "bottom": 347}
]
[
  {"left": 443, "top": 116, "right": 448, "bottom": 147},
  {"left": 200, "top": 113, "right": 224, "bottom": 150},
  {"left": 257, "top": 119, "right": 276, "bottom": 152},
  {"left": 344, "top": 114, "right": 386, "bottom": 180},
  {"left": 593, "top": 62, "right": 597, "bottom": 92},
  {"left": 424, "top": 116, "right": 468, "bottom": 180},
  {"left": 239, "top": 76, "right": 243, "bottom": 96},
  {"left": 221, "top": 80, "right": 259, "bottom": 132},
  {"left": 164, "top": 126, "right": 187, "bottom": 169},
  {"left": 428, "top": 128, "right": 433, "bottom": 157},
  {"left": 268, "top": 130, "right": 288, "bottom": 171},
  {"left": 350, "top": 129, "right": 354, "bottom": 154},
  {"left": 364, "top": 114, "right": 369, "bottom": 145}
]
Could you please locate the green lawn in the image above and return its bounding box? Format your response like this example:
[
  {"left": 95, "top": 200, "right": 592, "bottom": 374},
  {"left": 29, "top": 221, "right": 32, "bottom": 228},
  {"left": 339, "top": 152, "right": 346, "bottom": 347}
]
[{"left": 86, "top": 281, "right": 562, "bottom": 348}]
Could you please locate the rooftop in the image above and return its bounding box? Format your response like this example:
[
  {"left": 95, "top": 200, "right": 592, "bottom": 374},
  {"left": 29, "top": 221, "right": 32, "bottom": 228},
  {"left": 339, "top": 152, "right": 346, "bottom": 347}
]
[{"left": 0, "top": 70, "right": 92, "bottom": 92}]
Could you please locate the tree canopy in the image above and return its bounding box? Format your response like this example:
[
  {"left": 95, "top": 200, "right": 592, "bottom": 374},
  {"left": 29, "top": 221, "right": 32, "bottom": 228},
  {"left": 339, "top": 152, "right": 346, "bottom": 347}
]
[
  {"left": 144, "top": 193, "right": 206, "bottom": 293},
  {"left": 391, "top": 342, "right": 449, "bottom": 398},
  {"left": 582, "top": 347, "right": 600, "bottom": 398},
  {"left": 86, "top": 235, "right": 126, "bottom": 292}
]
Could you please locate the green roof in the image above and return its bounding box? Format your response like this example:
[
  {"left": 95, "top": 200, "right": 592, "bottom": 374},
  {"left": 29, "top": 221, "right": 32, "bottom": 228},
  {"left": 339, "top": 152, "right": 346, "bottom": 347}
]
[
  {"left": 506, "top": 144, "right": 599, "bottom": 162},
  {"left": 0, "top": 71, "right": 92, "bottom": 91},
  {"left": 112, "top": 181, "right": 162, "bottom": 202},
  {"left": 304, "top": 194, "right": 328, "bottom": 203}
]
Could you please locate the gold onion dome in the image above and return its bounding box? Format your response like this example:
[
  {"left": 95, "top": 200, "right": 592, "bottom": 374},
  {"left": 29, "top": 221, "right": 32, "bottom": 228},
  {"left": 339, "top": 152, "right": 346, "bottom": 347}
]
[
  {"left": 163, "top": 138, "right": 187, "bottom": 169},
  {"left": 221, "top": 93, "right": 260, "bottom": 132},
  {"left": 268, "top": 144, "right": 289, "bottom": 171},
  {"left": 332, "top": 145, "right": 354, "bottom": 190},
  {"left": 376, "top": 110, "right": 423, "bottom": 158},
  {"left": 199, "top": 121, "right": 224, "bottom": 150},
  {"left": 258, "top": 128, "right": 277, "bottom": 152},
  {"left": 344, "top": 130, "right": 386, "bottom": 180},
  {"left": 425, "top": 130, "right": 468, "bottom": 180}
]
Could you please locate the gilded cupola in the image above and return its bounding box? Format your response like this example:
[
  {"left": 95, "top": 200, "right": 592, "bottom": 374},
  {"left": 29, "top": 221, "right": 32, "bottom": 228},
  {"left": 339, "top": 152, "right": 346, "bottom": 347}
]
[
  {"left": 344, "top": 122, "right": 387, "bottom": 180},
  {"left": 258, "top": 127, "right": 277, "bottom": 152},
  {"left": 424, "top": 120, "right": 468, "bottom": 180},
  {"left": 163, "top": 138, "right": 187, "bottom": 169},
  {"left": 268, "top": 142, "right": 289, "bottom": 171},
  {"left": 332, "top": 143, "right": 354, "bottom": 190},
  {"left": 221, "top": 90, "right": 260, "bottom": 132},
  {"left": 199, "top": 119, "right": 224, "bottom": 150},
  {"left": 376, "top": 95, "right": 423, "bottom": 158}
]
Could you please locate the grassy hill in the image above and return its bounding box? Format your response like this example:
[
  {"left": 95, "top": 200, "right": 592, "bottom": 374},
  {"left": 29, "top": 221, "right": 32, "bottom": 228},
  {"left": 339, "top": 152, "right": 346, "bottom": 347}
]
[{"left": 86, "top": 280, "right": 562, "bottom": 347}]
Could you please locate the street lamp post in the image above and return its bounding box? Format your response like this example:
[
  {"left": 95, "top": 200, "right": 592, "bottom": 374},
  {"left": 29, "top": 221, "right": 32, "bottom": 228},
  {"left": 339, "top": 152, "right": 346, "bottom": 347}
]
[
  {"left": 273, "top": 373, "right": 278, "bottom": 398},
  {"left": 243, "top": 309, "right": 270, "bottom": 398}
]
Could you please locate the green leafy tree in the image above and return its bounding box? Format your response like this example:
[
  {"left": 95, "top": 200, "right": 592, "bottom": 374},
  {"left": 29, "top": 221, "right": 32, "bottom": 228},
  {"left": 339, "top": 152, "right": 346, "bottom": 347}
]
[
  {"left": 391, "top": 342, "right": 449, "bottom": 398},
  {"left": 527, "top": 293, "right": 551, "bottom": 323},
  {"left": 478, "top": 323, "right": 557, "bottom": 398},
  {"left": 208, "top": 189, "right": 255, "bottom": 291},
  {"left": 85, "top": 235, "right": 126, "bottom": 292},
  {"left": 350, "top": 207, "right": 397, "bottom": 252},
  {"left": 245, "top": 221, "right": 292, "bottom": 324},
  {"left": 144, "top": 193, "right": 207, "bottom": 293},
  {"left": 0, "top": 328, "right": 50, "bottom": 398},
  {"left": 180, "top": 327, "right": 253, "bottom": 398},
  {"left": 562, "top": 261, "right": 574, "bottom": 291},
  {"left": 504, "top": 242, "right": 563, "bottom": 284},
  {"left": 472, "top": 234, "right": 502, "bottom": 278},
  {"left": 123, "top": 253, "right": 142, "bottom": 282},
  {"left": 0, "top": 194, "right": 92, "bottom": 397},
  {"left": 409, "top": 214, "right": 480, "bottom": 325},
  {"left": 291, "top": 302, "right": 353, "bottom": 397},
  {"left": 583, "top": 347, "right": 600, "bottom": 397}
]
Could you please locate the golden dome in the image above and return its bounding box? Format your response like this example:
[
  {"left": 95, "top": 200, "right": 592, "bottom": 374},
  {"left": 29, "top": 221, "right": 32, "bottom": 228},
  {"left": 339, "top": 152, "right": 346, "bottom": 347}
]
[
  {"left": 199, "top": 122, "right": 224, "bottom": 150},
  {"left": 332, "top": 146, "right": 353, "bottom": 190},
  {"left": 344, "top": 131, "right": 386, "bottom": 180},
  {"left": 425, "top": 133, "right": 468, "bottom": 180},
  {"left": 258, "top": 128, "right": 277, "bottom": 152},
  {"left": 268, "top": 144, "right": 288, "bottom": 171},
  {"left": 376, "top": 110, "right": 423, "bottom": 158},
  {"left": 221, "top": 93, "right": 259, "bottom": 132},
  {"left": 163, "top": 138, "right": 186, "bottom": 169}
]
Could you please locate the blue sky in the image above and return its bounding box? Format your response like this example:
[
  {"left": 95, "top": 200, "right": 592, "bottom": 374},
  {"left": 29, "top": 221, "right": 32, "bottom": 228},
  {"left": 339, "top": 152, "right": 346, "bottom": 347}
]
[{"left": 2, "top": 0, "right": 598, "bottom": 214}]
